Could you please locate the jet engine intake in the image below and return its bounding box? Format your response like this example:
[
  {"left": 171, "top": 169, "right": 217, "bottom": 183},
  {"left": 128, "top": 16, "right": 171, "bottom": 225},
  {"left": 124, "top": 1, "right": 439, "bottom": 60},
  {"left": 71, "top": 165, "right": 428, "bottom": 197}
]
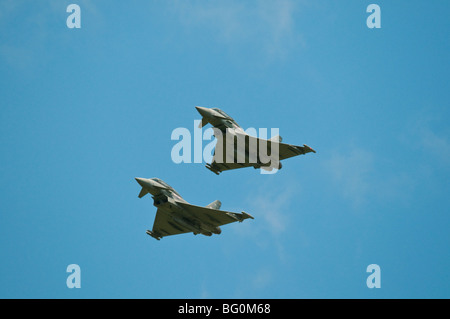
[
  {"left": 260, "top": 161, "right": 282, "bottom": 171},
  {"left": 153, "top": 195, "right": 168, "bottom": 207}
]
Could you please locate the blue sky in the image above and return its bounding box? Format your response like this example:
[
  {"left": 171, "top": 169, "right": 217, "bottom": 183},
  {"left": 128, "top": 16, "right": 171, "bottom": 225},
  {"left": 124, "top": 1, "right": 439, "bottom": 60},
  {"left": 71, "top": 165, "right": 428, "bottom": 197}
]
[{"left": 0, "top": 0, "right": 449, "bottom": 298}]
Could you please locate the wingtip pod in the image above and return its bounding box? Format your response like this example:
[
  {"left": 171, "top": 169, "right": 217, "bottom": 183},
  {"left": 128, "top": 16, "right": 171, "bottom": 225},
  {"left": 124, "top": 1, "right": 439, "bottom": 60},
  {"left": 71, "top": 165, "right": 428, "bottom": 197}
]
[
  {"left": 227, "top": 211, "right": 254, "bottom": 222},
  {"left": 241, "top": 211, "right": 254, "bottom": 220},
  {"left": 303, "top": 144, "right": 316, "bottom": 153},
  {"left": 206, "top": 163, "right": 220, "bottom": 175},
  {"left": 146, "top": 230, "right": 161, "bottom": 240}
]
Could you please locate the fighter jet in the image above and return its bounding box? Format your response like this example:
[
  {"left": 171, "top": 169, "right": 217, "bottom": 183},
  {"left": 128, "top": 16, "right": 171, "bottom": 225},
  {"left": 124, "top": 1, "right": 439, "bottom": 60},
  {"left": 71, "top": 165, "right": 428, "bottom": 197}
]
[
  {"left": 135, "top": 177, "right": 254, "bottom": 240},
  {"left": 195, "top": 106, "right": 316, "bottom": 175}
]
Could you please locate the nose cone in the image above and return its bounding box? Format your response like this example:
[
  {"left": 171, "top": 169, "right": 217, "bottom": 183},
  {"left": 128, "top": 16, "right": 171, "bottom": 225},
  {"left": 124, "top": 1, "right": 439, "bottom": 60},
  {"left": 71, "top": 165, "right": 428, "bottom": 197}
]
[
  {"left": 135, "top": 177, "right": 153, "bottom": 188},
  {"left": 195, "top": 106, "right": 212, "bottom": 118}
]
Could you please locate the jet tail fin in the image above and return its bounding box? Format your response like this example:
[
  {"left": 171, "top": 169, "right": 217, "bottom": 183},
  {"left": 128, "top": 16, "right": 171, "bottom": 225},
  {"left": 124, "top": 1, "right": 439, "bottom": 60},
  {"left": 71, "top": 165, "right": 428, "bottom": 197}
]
[
  {"left": 138, "top": 187, "right": 148, "bottom": 198},
  {"left": 206, "top": 200, "right": 221, "bottom": 210},
  {"left": 270, "top": 135, "right": 282, "bottom": 143}
]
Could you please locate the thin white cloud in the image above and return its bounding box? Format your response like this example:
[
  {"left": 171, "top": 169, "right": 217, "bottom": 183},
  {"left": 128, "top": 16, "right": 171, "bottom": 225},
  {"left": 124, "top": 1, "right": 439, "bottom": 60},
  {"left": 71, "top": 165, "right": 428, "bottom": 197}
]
[
  {"left": 199, "top": 281, "right": 211, "bottom": 298},
  {"left": 169, "top": 0, "right": 304, "bottom": 60},
  {"left": 0, "top": 0, "right": 19, "bottom": 24},
  {"left": 227, "top": 178, "right": 299, "bottom": 266},
  {"left": 251, "top": 267, "right": 272, "bottom": 290},
  {"left": 242, "top": 178, "right": 297, "bottom": 238},
  {"left": 0, "top": 44, "right": 34, "bottom": 72},
  {"left": 415, "top": 123, "right": 450, "bottom": 167},
  {"left": 324, "top": 148, "right": 374, "bottom": 209},
  {"left": 323, "top": 144, "right": 419, "bottom": 209},
  {"left": 252, "top": 188, "right": 292, "bottom": 235},
  {"left": 0, "top": 1, "right": 102, "bottom": 72},
  {"left": 400, "top": 108, "right": 450, "bottom": 170}
]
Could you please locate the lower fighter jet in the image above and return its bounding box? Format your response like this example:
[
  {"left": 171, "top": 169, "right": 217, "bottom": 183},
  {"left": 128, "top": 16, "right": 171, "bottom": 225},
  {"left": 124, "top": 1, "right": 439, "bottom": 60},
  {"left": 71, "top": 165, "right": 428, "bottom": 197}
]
[
  {"left": 135, "top": 177, "right": 254, "bottom": 240},
  {"left": 195, "top": 106, "right": 316, "bottom": 175}
]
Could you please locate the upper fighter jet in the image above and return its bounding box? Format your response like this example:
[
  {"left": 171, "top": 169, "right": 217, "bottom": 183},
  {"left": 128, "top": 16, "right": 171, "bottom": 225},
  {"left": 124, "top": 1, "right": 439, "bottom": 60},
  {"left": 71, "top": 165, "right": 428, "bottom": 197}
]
[
  {"left": 135, "top": 177, "right": 254, "bottom": 240},
  {"left": 195, "top": 106, "right": 316, "bottom": 175}
]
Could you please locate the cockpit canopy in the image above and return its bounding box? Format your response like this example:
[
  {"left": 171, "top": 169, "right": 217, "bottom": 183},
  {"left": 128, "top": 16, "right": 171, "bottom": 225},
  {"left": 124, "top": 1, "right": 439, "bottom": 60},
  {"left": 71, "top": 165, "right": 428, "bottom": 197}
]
[
  {"left": 152, "top": 178, "right": 183, "bottom": 198},
  {"left": 212, "top": 108, "right": 239, "bottom": 127}
]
